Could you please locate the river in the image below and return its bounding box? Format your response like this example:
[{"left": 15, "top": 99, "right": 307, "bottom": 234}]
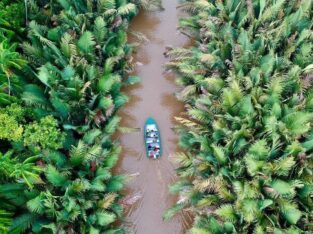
[{"left": 115, "top": 1, "right": 192, "bottom": 233}]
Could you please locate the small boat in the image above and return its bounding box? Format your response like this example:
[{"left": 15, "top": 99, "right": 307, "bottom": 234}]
[{"left": 144, "top": 117, "right": 162, "bottom": 159}]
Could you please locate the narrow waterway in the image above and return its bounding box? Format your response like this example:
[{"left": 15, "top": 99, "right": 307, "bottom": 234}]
[{"left": 115, "top": 1, "right": 191, "bottom": 233}]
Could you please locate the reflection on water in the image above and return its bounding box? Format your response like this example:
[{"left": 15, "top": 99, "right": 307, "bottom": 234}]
[{"left": 114, "top": 1, "right": 193, "bottom": 233}]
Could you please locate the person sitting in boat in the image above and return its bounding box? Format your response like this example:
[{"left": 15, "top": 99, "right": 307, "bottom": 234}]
[
  {"left": 149, "top": 151, "right": 154, "bottom": 158},
  {"left": 151, "top": 149, "right": 159, "bottom": 159},
  {"left": 149, "top": 150, "right": 158, "bottom": 158}
]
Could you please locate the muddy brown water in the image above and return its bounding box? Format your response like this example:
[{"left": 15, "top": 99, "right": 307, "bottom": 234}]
[{"left": 114, "top": 1, "right": 192, "bottom": 233}]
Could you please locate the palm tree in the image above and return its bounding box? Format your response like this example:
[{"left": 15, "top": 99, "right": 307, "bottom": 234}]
[
  {"left": 14, "top": 141, "right": 126, "bottom": 233},
  {"left": 166, "top": 0, "right": 313, "bottom": 233}
]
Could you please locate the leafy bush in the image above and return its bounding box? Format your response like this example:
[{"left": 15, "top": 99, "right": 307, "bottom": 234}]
[
  {"left": 0, "top": 0, "right": 25, "bottom": 30},
  {"left": 167, "top": 0, "right": 313, "bottom": 233},
  {"left": 23, "top": 116, "right": 65, "bottom": 150},
  {"left": 0, "top": 113, "right": 23, "bottom": 141}
]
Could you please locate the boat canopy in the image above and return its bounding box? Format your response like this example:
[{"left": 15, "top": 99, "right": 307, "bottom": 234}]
[
  {"left": 147, "top": 143, "right": 160, "bottom": 147},
  {"left": 146, "top": 138, "right": 160, "bottom": 143},
  {"left": 146, "top": 124, "right": 157, "bottom": 132}
]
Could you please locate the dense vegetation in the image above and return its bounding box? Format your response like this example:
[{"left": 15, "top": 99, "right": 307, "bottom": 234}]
[
  {"left": 166, "top": 0, "right": 313, "bottom": 233},
  {"left": 2, "top": 0, "right": 312, "bottom": 233},
  {"left": 0, "top": 0, "right": 143, "bottom": 233},
  {"left": 0, "top": 0, "right": 25, "bottom": 33}
]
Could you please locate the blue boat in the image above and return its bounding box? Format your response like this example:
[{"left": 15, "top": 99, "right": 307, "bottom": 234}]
[{"left": 144, "top": 117, "right": 162, "bottom": 159}]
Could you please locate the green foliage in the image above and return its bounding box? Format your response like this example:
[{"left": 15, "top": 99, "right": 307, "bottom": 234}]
[
  {"left": 0, "top": 209, "right": 12, "bottom": 234},
  {"left": 45, "top": 165, "right": 68, "bottom": 187},
  {"left": 0, "top": 39, "right": 26, "bottom": 77},
  {"left": 0, "top": 104, "right": 24, "bottom": 141},
  {"left": 0, "top": 113, "right": 23, "bottom": 141},
  {"left": 23, "top": 116, "right": 65, "bottom": 150},
  {"left": 78, "top": 31, "right": 96, "bottom": 54},
  {"left": 0, "top": 0, "right": 25, "bottom": 31},
  {"left": 0, "top": 152, "right": 43, "bottom": 188},
  {"left": 0, "top": 38, "right": 27, "bottom": 105},
  {"left": 12, "top": 141, "right": 126, "bottom": 233},
  {"left": 169, "top": 0, "right": 313, "bottom": 233},
  {"left": 96, "top": 211, "right": 116, "bottom": 226},
  {"left": 0, "top": 0, "right": 140, "bottom": 233}
]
